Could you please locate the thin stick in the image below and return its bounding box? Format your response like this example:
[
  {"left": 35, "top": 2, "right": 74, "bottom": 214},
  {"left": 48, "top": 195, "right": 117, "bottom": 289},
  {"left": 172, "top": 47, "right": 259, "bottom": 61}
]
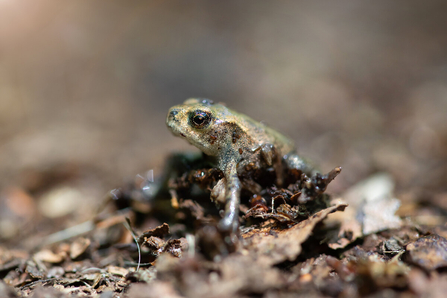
[{"left": 123, "top": 218, "right": 141, "bottom": 272}]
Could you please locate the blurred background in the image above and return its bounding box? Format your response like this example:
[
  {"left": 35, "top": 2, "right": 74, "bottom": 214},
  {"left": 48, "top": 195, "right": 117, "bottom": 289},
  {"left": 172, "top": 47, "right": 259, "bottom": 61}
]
[{"left": 1, "top": 1, "right": 446, "bottom": 244}]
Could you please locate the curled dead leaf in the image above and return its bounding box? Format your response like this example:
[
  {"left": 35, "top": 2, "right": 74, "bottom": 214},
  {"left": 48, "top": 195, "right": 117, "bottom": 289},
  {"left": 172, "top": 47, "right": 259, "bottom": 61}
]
[
  {"left": 242, "top": 203, "right": 347, "bottom": 265},
  {"left": 69, "top": 237, "right": 91, "bottom": 259}
]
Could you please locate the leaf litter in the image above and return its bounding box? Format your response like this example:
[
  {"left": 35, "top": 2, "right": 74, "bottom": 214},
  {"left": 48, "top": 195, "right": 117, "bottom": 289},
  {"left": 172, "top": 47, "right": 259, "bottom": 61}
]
[{"left": 1, "top": 162, "right": 447, "bottom": 298}]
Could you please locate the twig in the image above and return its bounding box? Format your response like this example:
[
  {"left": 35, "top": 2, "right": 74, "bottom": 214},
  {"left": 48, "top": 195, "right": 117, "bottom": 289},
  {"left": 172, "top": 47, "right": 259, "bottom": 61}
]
[{"left": 123, "top": 218, "right": 141, "bottom": 272}]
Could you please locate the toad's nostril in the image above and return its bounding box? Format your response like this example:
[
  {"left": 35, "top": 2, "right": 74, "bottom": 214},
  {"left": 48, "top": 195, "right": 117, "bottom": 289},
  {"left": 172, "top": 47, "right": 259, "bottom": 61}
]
[{"left": 169, "top": 109, "right": 179, "bottom": 119}]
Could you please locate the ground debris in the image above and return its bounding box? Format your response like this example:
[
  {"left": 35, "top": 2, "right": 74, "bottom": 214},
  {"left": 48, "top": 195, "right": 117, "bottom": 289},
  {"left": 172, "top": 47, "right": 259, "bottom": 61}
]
[
  {"left": 136, "top": 223, "right": 186, "bottom": 259},
  {"left": 242, "top": 203, "right": 347, "bottom": 265},
  {"left": 69, "top": 237, "right": 91, "bottom": 260},
  {"left": 326, "top": 173, "right": 403, "bottom": 249},
  {"left": 154, "top": 253, "right": 284, "bottom": 298},
  {"left": 126, "top": 281, "right": 182, "bottom": 298},
  {"left": 243, "top": 167, "right": 341, "bottom": 225},
  {"left": 34, "top": 249, "right": 65, "bottom": 264},
  {"left": 404, "top": 234, "right": 447, "bottom": 271},
  {"left": 408, "top": 269, "right": 447, "bottom": 298},
  {"left": 0, "top": 281, "right": 17, "bottom": 298},
  {"left": 137, "top": 223, "right": 170, "bottom": 243},
  {"left": 352, "top": 256, "right": 410, "bottom": 295},
  {"left": 3, "top": 163, "right": 447, "bottom": 298}
]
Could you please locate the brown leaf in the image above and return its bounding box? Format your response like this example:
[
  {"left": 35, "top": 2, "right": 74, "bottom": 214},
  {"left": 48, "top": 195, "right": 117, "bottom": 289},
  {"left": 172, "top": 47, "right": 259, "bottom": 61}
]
[
  {"left": 163, "top": 239, "right": 183, "bottom": 258},
  {"left": 25, "top": 262, "right": 44, "bottom": 279},
  {"left": 107, "top": 265, "right": 128, "bottom": 277},
  {"left": 138, "top": 223, "right": 170, "bottom": 243},
  {"left": 327, "top": 173, "right": 402, "bottom": 249},
  {"left": 242, "top": 203, "right": 347, "bottom": 265},
  {"left": 144, "top": 236, "right": 165, "bottom": 255},
  {"left": 33, "top": 249, "right": 65, "bottom": 264},
  {"left": 405, "top": 234, "right": 447, "bottom": 271},
  {"left": 178, "top": 200, "right": 205, "bottom": 220},
  {"left": 69, "top": 237, "right": 91, "bottom": 259}
]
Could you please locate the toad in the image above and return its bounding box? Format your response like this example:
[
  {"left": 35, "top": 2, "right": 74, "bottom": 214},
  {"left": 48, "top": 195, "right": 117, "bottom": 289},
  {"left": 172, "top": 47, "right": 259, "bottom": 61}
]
[{"left": 166, "top": 98, "right": 315, "bottom": 234}]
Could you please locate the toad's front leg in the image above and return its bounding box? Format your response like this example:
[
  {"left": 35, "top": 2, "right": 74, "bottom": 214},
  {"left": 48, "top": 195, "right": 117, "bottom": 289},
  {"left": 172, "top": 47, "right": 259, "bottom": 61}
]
[{"left": 217, "top": 159, "right": 241, "bottom": 236}]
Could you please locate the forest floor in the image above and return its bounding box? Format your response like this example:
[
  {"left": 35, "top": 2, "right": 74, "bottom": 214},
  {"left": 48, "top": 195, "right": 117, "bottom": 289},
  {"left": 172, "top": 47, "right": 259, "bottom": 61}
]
[{"left": 1, "top": 156, "right": 447, "bottom": 298}]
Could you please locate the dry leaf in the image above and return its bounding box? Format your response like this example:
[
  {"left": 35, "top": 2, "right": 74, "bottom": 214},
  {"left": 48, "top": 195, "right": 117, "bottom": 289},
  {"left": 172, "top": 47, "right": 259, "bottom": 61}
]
[
  {"left": 33, "top": 249, "right": 65, "bottom": 264},
  {"left": 69, "top": 237, "right": 91, "bottom": 259},
  {"left": 242, "top": 203, "right": 347, "bottom": 265},
  {"left": 405, "top": 234, "right": 447, "bottom": 271},
  {"left": 327, "top": 174, "right": 402, "bottom": 249}
]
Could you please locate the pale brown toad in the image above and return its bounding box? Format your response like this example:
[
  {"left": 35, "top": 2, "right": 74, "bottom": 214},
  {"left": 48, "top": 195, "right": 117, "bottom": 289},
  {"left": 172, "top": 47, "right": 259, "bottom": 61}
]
[{"left": 166, "top": 98, "right": 314, "bottom": 234}]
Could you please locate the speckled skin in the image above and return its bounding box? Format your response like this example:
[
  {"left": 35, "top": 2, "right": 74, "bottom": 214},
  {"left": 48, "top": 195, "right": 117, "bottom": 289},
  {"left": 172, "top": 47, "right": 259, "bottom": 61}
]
[{"left": 166, "top": 98, "right": 312, "bottom": 234}]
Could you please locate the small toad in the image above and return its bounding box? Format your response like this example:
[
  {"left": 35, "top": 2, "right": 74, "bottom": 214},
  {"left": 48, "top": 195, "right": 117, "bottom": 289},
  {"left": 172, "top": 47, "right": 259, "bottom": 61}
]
[{"left": 166, "top": 99, "right": 315, "bottom": 234}]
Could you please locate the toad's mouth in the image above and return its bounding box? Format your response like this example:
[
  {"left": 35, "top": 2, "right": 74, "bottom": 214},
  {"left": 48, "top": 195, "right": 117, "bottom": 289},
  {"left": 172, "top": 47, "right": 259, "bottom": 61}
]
[{"left": 180, "top": 133, "right": 186, "bottom": 138}]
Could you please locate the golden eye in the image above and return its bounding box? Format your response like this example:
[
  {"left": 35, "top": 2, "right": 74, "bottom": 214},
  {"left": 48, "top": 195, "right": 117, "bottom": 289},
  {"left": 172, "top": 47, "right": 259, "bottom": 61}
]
[{"left": 190, "top": 110, "right": 211, "bottom": 128}]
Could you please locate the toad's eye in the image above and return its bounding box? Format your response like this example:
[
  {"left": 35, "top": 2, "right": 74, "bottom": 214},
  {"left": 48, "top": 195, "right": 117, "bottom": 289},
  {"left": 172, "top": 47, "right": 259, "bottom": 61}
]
[{"left": 190, "top": 110, "right": 211, "bottom": 129}]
